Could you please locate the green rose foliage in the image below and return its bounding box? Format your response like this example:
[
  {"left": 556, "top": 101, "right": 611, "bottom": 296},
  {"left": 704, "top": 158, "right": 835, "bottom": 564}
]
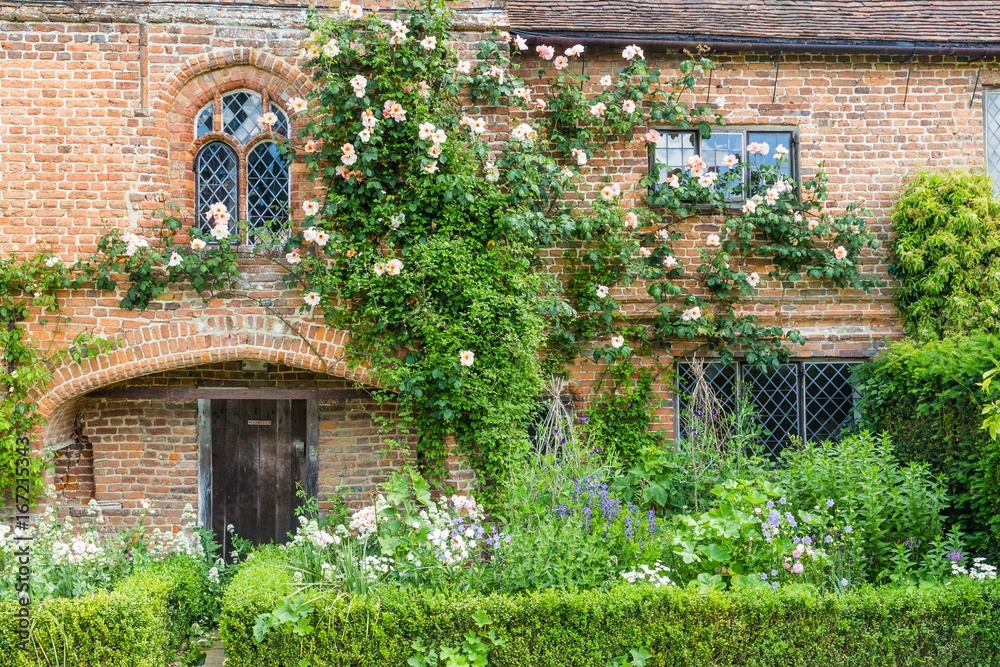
[{"left": 891, "top": 169, "right": 1000, "bottom": 339}]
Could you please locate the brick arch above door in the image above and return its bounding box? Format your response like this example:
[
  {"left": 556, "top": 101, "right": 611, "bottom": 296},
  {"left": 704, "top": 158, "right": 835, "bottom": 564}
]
[{"left": 36, "top": 316, "right": 373, "bottom": 449}]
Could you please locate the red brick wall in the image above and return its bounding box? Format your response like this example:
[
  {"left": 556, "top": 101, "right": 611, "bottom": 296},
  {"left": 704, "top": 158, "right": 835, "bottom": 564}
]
[{"left": 3, "top": 3, "right": 999, "bottom": 527}]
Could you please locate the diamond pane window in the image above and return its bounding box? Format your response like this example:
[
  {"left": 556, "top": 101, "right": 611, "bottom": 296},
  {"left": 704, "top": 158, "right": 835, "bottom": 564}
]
[
  {"left": 743, "top": 363, "right": 799, "bottom": 454},
  {"left": 676, "top": 360, "right": 860, "bottom": 456},
  {"left": 196, "top": 103, "right": 214, "bottom": 138},
  {"left": 247, "top": 142, "right": 290, "bottom": 244},
  {"left": 986, "top": 90, "right": 1000, "bottom": 196},
  {"left": 804, "top": 363, "right": 858, "bottom": 441},
  {"left": 269, "top": 103, "right": 290, "bottom": 138},
  {"left": 195, "top": 142, "right": 239, "bottom": 234},
  {"left": 222, "top": 91, "right": 264, "bottom": 144}
]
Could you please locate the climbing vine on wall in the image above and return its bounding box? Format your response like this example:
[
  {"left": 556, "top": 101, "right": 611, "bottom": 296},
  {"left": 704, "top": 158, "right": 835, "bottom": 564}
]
[{"left": 1, "top": 0, "right": 882, "bottom": 502}]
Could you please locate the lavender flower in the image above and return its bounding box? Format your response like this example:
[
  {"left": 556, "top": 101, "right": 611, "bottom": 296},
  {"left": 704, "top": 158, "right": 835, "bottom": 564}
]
[
  {"left": 947, "top": 550, "right": 964, "bottom": 563},
  {"left": 647, "top": 509, "right": 658, "bottom": 535},
  {"left": 826, "top": 499, "right": 835, "bottom": 508},
  {"left": 840, "top": 578, "right": 849, "bottom": 587},
  {"left": 766, "top": 500, "right": 775, "bottom": 509}
]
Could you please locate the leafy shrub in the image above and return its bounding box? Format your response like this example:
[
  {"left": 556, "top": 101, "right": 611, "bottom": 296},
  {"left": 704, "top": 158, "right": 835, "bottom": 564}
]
[
  {"left": 221, "top": 562, "right": 1000, "bottom": 667},
  {"left": 0, "top": 556, "right": 211, "bottom": 667},
  {"left": 890, "top": 170, "right": 1000, "bottom": 339},
  {"left": 778, "top": 433, "right": 960, "bottom": 584},
  {"left": 663, "top": 478, "right": 855, "bottom": 591},
  {"left": 854, "top": 335, "right": 1000, "bottom": 556},
  {"left": 584, "top": 363, "right": 663, "bottom": 471}
]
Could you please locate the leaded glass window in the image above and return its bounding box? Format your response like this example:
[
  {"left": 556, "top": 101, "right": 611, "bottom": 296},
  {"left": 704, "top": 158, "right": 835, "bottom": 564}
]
[
  {"left": 222, "top": 91, "right": 264, "bottom": 145},
  {"left": 247, "top": 142, "right": 290, "bottom": 243},
  {"left": 193, "top": 88, "right": 293, "bottom": 244},
  {"left": 986, "top": 90, "right": 1000, "bottom": 196},
  {"left": 676, "top": 360, "right": 860, "bottom": 456},
  {"left": 196, "top": 103, "right": 214, "bottom": 138},
  {"left": 195, "top": 142, "right": 238, "bottom": 234}
]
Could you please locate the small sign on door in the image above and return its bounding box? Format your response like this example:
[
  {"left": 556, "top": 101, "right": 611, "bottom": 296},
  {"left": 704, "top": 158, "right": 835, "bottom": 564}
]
[{"left": 247, "top": 420, "right": 272, "bottom": 426}]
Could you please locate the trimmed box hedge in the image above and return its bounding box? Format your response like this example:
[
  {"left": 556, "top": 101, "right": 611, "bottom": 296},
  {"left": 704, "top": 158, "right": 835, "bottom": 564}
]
[
  {"left": 0, "top": 556, "right": 211, "bottom": 667},
  {"left": 222, "top": 557, "right": 1000, "bottom": 667}
]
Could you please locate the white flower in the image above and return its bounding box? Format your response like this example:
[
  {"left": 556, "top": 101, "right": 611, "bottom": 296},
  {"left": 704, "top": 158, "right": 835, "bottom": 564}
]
[
  {"left": 747, "top": 141, "right": 770, "bottom": 156},
  {"left": 640, "top": 247, "right": 652, "bottom": 258},
  {"left": 288, "top": 97, "right": 308, "bottom": 113},
  {"left": 723, "top": 154, "right": 740, "bottom": 169},
  {"left": 123, "top": 231, "right": 149, "bottom": 256},
  {"left": 622, "top": 99, "right": 637, "bottom": 114},
  {"left": 459, "top": 350, "right": 475, "bottom": 366},
  {"left": 589, "top": 102, "right": 606, "bottom": 117},
  {"left": 553, "top": 56, "right": 569, "bottom": 70},
  {"left": 45, "top": 256, "right": 60, "bottom": 268},
  {"left": 706, "top": 233, "right": 721, "bottom": 247},
  {"left": 191, "top": 238, "right": 207, "bottom": 251},
  {"left": 386, "top": 258, "right": 403, "bottom": 275},
  {"left": 510, "top": 123, "right": 537, "bottom": 142},
  {"left": 419, "top": 122, "right": 436, "bottom": 140},
  {"left": 361, "top": 108, "right": 378, "bottom": 128},
  {"left": 743, "top": 199, "right": 758, "bottom": 214},
  {"left": 350, "top": 74, "right": 368, "bottom": 98},
  {"left": 456, "top": 60, "right": 472, "bottom": 75},
  {"left": 570, "top": 148, "right": 588, "bottom": 166},
  {"left": 358, "top": 128, "right": 371, "bottom": 143},
  {"left": 304, "top": 291, "right": 321, "bottom": 307},
  {"left": 167, "top": 252, "right": 183, "bottom": 268},
  {"left": 610, "top": 335, "right": 625, "bottom": 349},
  {"left": 512, "top": 87, "right": 532, "bottom": 102},
  {"left": 323, "top": 41, "right": 341, "bottom": 58},
  {"left": 422, "top": 161, "right": 438, "bottom": 174},
  {"left": 258, "top": 111, "right": 278, "bottom": 130},
  {"left": 431, "top": 129, "right": 447, "bottom": 145},
  {"left": 514, "top": 36, "right": 529, "bottom": 51},
  {"left": 663, "top": 256, "right": 678, "bottom": 269},
  {"left": 775, "top": 144, "right": 789, "bottom": 159},
  {"left": 665, "top": 174, "right": 680, "bottom": 189},
  {"left": 303, "top": 200, "right": 320, "bottom": 216},
  {"left": 302, "top": 227, "right": 319, "bottom": 243},
  {"left": 624, "top": 211, "right": 639, "bottom": 229},
  {"left": 596, "top": 284, "right": 609, "bottom": 298},
  {"left": 374, "top": 262, "right": 386, "bottom": 276},
  {"left": 340, "top": 143, "right": 357, "bottom": 166},
  {"left": 315, "top": 230, "right": 329, "bottom": 246},
  {"left": 209, "top": 225, "right": 229, "bottom": 241},
  {"left": 747, "top": 271, "right": 761, "bottom": 287},
  {"left": 622, "top": 44, "right": 644, "bottom": 60},
  {"left": 205, "top": 202, "right": 227, "bottom": 218},
  {"left": 681, "top": 306, "right": 702, "bottom": 321},
  {"left": 714, "top": 96, "right": 726, "bottom": 109},
  {"left": 286, "top": 250, "right": 301, "bottom": 265},
  {"left": 599, "top": 75, "right": 613, "bottom": 87},
  {"left": 565, "top": 44, "right": 585, "bottom": 57},
  {"left": 420, "top": 36, "right": 437, "bottom": 50},
  {"left": 427, "top": 144, "right": 442, "bottom": 158}
]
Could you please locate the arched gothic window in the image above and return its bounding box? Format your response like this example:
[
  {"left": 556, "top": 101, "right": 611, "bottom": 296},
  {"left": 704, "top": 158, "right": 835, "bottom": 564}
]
[{"left": 194, "top": 89, "right": 291, "bottom": 244}]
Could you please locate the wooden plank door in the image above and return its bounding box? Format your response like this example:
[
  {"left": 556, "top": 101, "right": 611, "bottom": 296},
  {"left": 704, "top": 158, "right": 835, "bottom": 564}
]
[{"left": 209, "top": 399, "right": 307, "bottom": 560}]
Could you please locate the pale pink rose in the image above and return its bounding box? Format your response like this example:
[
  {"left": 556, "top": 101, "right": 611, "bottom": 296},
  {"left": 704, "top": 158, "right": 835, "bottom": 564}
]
[
  {"left": 775, "top": 144, "right": 789, "bottom": 159},
  {"left": 358, "top": 128, "right": 371, "bottom": 143},
  {"left": 622, "top": 99, "right": 637, "bottom": 114},
  {"left": 808, "top": 219, "right": 819, "bottom": 231},
  {"left": 167, "top": 252, "right": 182, "bottom": 268},
  {"left": 304, "top": 291, "right": 321, "bottom": 307},
  {"left": 534, "top": 99, "right": 547, "bottom": 111},
  {"left": 553, "top": 56, "right": 569, "bottom": 70},
  {"left": 536, "top": 44, "right": 555, "bottom": 60},
  {"left": 599, "top": 75, "right": 613, "bottom": 87},
  {"left": 456, "top": 60, "right": 472, "bottom": 75},
  {"left": 723, "top": 154, "right": 739, "bottom": 168},
  {"left": 304, "top": 139, "right": 320, "bottom": 154},
  {"left": 624, "top": 212, "right": 639, "bottom": 229},
  {"left": 834, "top": 246, "right": 848, "bottom": 260},
  {"left": 514, "top": 36, "right": 528, "bottom": 51},
  {"left": 459, "top": 350, "right": 475, "bottom": 366},
  {"left": 303, "top": 227, "right": 319, "bottom": 243},
  {"left": 427, "top": 144, "right": 442, "bottom": 158},
  {"left": 644, "top": 129, "right": 661, "bottom": 143},
  {"left": 207, "top": 202, "right": 229, "bottom": 219},
  {"left": 571, "top": 148, "right": 587, "bottom": 166},
  {"left": 565, "top": 44, "right": 585, "bottom": 57},
  {"left": 340, "top": 143, "right": 357, "bottom": 166},
  {"left": 374, "top": 262, "right": 386, "bottom": 276},
  {"left": 743, "top": 199, "right": 758, "bottom": 214},
  {"left": 422, "top": 161, "right": 438, "bottom": 174},
  {"left": 303, "top": 201, "right": 320, "bottom": 216},
  {"left": 287, "top": 97, "right": 308, "bottom": 113},
  {"left": 622, "top": 44, "right": 644, "bottom": 60},
  {"left": 640, "top": 247, "right": 652, "bottom": 258},
  {"left": 286, "top": 249, "right": 302, "bottom": 265},
  {"left": 590, "top": 102, "right": 607, "bottom": 117},
  {"left": 350, "top": 74, "right": 368, "bottom": 98},
  {"left": 600, "top": 184, "right": 621, "bottom": 200},
  {"left": 386, "top": 258, "right": 403, "bottom": 275},
  {"left": 420, "top": 36, "right": 437, "bottom": 50},
  {"left": 512, "top": 87, "right": 532, "bottom": 101},
  {"left": 323, "top": 41, "right": 341, "bottom": 57},
  {"left": 665, "top": 174, "right": 680, "bottom": 189},
  {"left": 315, "top": 230, "right": 329, "bottom": 246},
  {"left": 361, "top": 109, "right": 378, "bottom": 128},
  {"left": 190, "top": 238, "right": 207, "bottom": 251},
  {"left": 595, "top": 285, "right": 609, "bottom": 298},
  {"left": 662, "top": 256, "right": 678, "bottom": 269},
  {"left": 706, "top": 233, "right": 721, "bottom": 248},
  {"left": 610, "top": 335, "right": 624, "bottom": 349},
  {"left": 747, "top": 271, "right": 761, "bottom": 287}
]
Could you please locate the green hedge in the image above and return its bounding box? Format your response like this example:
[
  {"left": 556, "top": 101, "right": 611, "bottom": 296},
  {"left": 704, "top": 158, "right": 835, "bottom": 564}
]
[
  {"left": 0, "top": 556, "right": 210, "bottom": 667},
  {"left": 222, "top": 558, "right": 1000, "bottom": 667},
  {"left": 854, "top": 333, "right": 1000, "bottom": 557}
]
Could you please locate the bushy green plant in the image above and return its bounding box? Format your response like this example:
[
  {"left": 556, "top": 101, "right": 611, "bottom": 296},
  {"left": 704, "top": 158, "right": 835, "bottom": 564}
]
[
  {"left": 777, "top": 432, "right": 961, "bottom": 583},
  {"left": 890, "top": 170, "right": 1000, "bottom": 339},
  {"left": 221, "top": 565, "right": 1000, "bottom": 667},
  {"left": 583, "top": 363, "right": 664, "bottom": 471},
  {"left": 854, "top": 335, "right": 1000, "bottom": 557}
]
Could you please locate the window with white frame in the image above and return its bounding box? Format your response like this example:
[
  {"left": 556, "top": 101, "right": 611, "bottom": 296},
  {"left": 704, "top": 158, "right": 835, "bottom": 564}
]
[
  {"left": 675, "top": 359, "right": 860, "bottom": 456},
  {"left": 985, "top": 90, "right": 1000, "bottom": 196},
  {"left": 652, "top": 128, "right": 797, "bottom": 200},
  {"left": 194, "top": 89, "right": 291, "bottom": 244}
]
